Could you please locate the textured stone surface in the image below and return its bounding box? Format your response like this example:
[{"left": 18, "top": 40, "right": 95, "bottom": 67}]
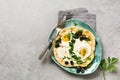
[{"left": 0, "top": 0, "right": 120, "bottom": 80}]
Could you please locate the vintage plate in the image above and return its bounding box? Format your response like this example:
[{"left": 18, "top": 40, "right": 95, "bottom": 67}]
[{"left": 49, "top": 19, "right": 102, "bottom": 75}]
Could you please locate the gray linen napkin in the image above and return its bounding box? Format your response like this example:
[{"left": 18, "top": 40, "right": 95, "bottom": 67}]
[{"left": 58, "top": 8, "right": 96, "bottom": 31}]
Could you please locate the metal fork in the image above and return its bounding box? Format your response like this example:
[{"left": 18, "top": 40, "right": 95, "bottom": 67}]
[{"left": 39, "top": 16, "right": 66, "bottom": 60}]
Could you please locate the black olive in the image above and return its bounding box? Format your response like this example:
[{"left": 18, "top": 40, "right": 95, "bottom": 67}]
[
  {"left": 76, "top": 67, "right": 82, "bottom": 73},
  {"left": 79, "top": 36, "right": 83, "bottom": 41},
  {"left": 76, "top": 67, "right": 85, "bottom": 73},
  {"left": 55, "top": 43, "right": 59, "bottom": 48},
  {"left": 82, "top": 35, "right": 86, "bottom": 39},
  {"left": 75, "top": 30, "right": 82, "bottom": 36},
  {"left": 73, "top": 35, "right": 79, "bottom": 39},
  {"left": 73, "top": 31, "right": 81, "bottom": 39},
  {"left": 65, "top": 61, "right": 69, "bottom": 65},
  {"left": 81, "top": 68, "right": 85, "bottom": 73},
  {"left": 80, "top": 34, "right": 86, "bottom": 41},
  {"left": 55, "top": 38, "right": 61, "bottom": 48},
  {"left": 56, "top": 38, "right": 61, "bottom": 43},
  {"left": 96, "top": 41, "right": 97, "bottom": 45},
  {"left": 71, "top": 39, "right": 75, "bottom": 43},
  {"left": 70, "top": 61, "right": 74, "bottom": 65}
]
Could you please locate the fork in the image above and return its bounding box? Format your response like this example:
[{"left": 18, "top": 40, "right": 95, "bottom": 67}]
[{"left": 39, "top": 16, "right": 66, "bottom": 60}]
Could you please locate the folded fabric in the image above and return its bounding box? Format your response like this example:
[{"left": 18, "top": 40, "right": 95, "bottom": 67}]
[{"left": 58, "top": 8, "right": 96, "bottom": 31}]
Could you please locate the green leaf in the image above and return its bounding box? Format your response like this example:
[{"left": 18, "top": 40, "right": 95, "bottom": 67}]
[
  {"left": 107, "top": 64, "right": 117, "bottom": 71},
  {"left": 74, "top": 22, "right": 78, "bottom": 26},
  {"left": 100, "top": 57, "right": 119, "bottom": 80},
  {"left": 67, "top": 57, "right": 71, "bottom": 60},
  {"left": 86, "top": 63, "right": 93, "bottom": 68},
  {"left": 87, "top": 57, "right": 91, "bottom": 61},
  {"left": 100, "top": 59, "right": 107, "bottom": 70},
  {"left": 107, "top": 57, "right": 111, "bottom": 64},
  {"left": 111, "top": 57, "right": 118, "bottom": 64},
  {"left": 67, "top": 33, "right": 71, "bottom": 40},
  {"left": 69, "top": 42, "right": 73, "bottom": 47},
  {"left": 71, "top": 54, "right": 78, "bottom": 60},
  {"left": 77, "top": 59, "right": 83, "bottom": 64},
  {"left": 69, "top": 52, "right": 75, "bottom": 56},
  {"left": 107, "top": 64, "right": 114, "bottom": 70}
]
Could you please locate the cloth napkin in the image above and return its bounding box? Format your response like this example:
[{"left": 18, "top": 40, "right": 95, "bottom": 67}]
[{"left": 58, "top": 8, "right": 96, "bottom": 31}]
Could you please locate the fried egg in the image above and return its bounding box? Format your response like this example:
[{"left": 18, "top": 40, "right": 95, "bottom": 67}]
[
  {"left": 73, "top": 39, "right": 92, "bottom": 61},
  {"left": 61, "top": 30, "right": 71, "bottom": 42},
  {"left": 57, "top": 47, "right": 69, "bottom": 58},
  {"left": 56, "top": 32, "right": 71, "bottom": 58}
]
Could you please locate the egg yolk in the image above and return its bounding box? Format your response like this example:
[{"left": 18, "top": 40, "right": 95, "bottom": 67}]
[
  {"left": 61, "top": 33, "right": 71, "bottom": 42},
  {"left": 79, "top": 48, "right": 87, "bottom": 56}
]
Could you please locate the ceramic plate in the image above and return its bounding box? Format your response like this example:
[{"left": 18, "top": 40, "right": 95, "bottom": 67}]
[{"left": 49, "top": 19, "right": 102, "bottom": 75}]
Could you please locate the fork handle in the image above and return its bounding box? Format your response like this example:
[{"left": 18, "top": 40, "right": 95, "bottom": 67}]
[
  {"left": 39, "top": 42, "right": 52, "bottom": 60},
  {"left": 46, "top": 47, "right": 53, "bottom": 59}
]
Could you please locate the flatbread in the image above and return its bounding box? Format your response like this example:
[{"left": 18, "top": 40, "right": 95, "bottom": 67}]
[{"left": 52, "top": 26, "right": 95, "bottom": 67}]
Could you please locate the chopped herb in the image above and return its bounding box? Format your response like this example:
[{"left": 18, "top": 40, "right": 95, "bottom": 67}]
[
  {"left": 68, "top": 40, "right": 83, "bottom": 64},
  {"left": 76, "top": 57, "right": 83, "bottom": 64},
  {"left": 74, "top": 22, "right": 78, "bottom": 26},
  {"left": 69, "top": 52, "right": 75, "bottom": 56},
  {"left": 86, "top": 63, "right": 93, "bottom": 68},
  {"left": 69, "top": 42, "right": 74, "bottom": 52},
  {"left": 87, "top": 57, "right": 91, "bottom": 61},
  {"left": 71, "top": 32, "right": 75, "bottom": 37},
  {"left": 66, "top": 57, "right": 71, "bottom": 60},
  {"left": 85, "top": 37, "right": 91, "bottom": 41},
  {"left": 69, "top": 42, "right": 73, "bottom": 47},
  {"left": 71, "top": 55, "right": 83, "bottom": 64},
  {"left": 71, "top": 55, "right": 78, "bottom": 60},
  {"left": 77, "top": 57, "right": 81, "bottom": 60},
  {"left": 75, "top": 30, "right": 83, "bottom": 36},
  {"left": 77, "top": 60, "right": 83, "bottom": 64},
  {"left": 64, "top": 33, "right": 71, "bottom": 40},
  {"left": 63, "top": 56, "right": 71, "bottom": 60},
  {"left": 62, "top": 56, "right": 66, "bottom": 59},
  {"left": 69, "top": 49, "right": 73, "bottom": 53}
]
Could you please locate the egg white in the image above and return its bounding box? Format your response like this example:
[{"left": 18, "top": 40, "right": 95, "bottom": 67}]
[
  {"left": 56, "top": 40, "right": 70, "bottom": 59},
  {"left": 56, "top": 47, "right": 70, "bottom": 58},
  {"left": 60, "top": 40, "right": 70, "bottom": 48}
]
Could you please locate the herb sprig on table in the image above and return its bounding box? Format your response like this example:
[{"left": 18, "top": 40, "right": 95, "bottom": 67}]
[{"left": 100, "top": 57, "right": 118, "bottom": 80}]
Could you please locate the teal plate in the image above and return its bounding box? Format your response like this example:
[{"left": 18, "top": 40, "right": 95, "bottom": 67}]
[{"left": 49, "top": 19, "right": 102, "bottom": 75}]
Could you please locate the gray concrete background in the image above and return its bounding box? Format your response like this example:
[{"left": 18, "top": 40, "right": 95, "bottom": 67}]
[{"left": 0, "top": 0, "right": 120, "bottom": 80}]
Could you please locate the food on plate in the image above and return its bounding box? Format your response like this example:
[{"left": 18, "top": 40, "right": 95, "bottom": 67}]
[{"left": 52, "top": 26, "right": 95, "bottom": 67}]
